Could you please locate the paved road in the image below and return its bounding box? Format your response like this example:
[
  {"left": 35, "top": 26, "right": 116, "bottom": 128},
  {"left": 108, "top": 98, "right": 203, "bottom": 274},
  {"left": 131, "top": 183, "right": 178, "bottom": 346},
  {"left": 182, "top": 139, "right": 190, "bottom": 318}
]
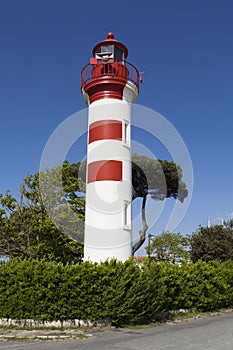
[{"left": 1, "top": 312, "right": 233, "bottom": 350}]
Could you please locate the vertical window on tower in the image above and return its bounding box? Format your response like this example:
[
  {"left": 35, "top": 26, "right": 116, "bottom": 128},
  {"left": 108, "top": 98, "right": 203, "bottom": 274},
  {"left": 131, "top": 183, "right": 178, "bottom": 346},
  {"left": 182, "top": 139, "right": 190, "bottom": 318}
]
[
  {"left": 123, "top": 120, "right": 130, "bottom": 147},
  {"left": 123, "top": 201, "right": 131, "bottom": 229}
]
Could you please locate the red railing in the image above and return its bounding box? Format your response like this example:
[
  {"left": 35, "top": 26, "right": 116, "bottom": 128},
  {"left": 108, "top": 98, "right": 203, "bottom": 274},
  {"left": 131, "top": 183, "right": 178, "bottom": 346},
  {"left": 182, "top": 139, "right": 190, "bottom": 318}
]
[{"left": 81, "top": 59, "right": 140, "bottom": 90}]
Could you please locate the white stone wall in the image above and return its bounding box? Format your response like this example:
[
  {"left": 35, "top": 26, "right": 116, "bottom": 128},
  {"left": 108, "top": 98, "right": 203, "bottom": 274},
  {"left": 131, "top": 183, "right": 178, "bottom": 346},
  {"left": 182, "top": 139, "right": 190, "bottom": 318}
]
[{"left": 0, "top": 318, "right": 110, "bottom": 328}]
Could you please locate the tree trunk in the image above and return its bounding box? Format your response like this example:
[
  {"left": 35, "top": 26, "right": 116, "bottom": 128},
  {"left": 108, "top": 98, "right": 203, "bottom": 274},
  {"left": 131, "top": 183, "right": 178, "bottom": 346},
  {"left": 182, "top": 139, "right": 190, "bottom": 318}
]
[{"left": 132, "top": 194, "right": 149, "bottom": 255}]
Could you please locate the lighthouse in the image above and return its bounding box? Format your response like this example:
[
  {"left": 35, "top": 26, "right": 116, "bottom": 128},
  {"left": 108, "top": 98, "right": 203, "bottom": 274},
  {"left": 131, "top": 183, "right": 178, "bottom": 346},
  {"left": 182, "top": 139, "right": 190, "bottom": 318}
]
[{"left": 81, "top": 32, "right": 140, "bottom": 262}]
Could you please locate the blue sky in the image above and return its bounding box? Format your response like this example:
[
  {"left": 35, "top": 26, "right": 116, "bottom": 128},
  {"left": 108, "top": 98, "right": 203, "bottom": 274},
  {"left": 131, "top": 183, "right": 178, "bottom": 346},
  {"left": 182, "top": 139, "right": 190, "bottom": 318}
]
[{"left": 1, "top": 0, "right": 233, "bottom": 244}]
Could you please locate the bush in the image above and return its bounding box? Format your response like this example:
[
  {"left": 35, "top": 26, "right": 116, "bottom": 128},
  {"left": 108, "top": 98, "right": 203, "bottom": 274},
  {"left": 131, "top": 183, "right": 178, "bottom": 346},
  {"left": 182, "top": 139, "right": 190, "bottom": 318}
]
[
  {"left": 155, "top": 260, "right": 233, "bottom": 311},
  {"left": 0, "top": 259, "right": 233, "bottom": 326}
]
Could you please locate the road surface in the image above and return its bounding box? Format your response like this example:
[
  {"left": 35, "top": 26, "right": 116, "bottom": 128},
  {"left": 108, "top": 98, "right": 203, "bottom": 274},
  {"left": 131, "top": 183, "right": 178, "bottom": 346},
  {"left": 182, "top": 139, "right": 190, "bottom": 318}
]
[{"left": 0, "top": 312, "right": 233, "bottom": 350}]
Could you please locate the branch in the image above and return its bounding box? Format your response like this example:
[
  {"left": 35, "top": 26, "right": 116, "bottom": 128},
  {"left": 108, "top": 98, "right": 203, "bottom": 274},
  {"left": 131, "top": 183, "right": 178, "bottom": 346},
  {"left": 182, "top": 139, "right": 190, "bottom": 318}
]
[{"left": 132, "top": 194, "right": 149, "bottom": 255}]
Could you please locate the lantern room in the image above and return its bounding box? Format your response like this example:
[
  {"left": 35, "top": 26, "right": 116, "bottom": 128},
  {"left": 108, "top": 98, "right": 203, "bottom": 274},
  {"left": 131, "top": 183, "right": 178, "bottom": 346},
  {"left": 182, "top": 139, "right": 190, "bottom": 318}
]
[
  {"left": 92, "top": 32, "right": 128, "bottom": 62},
  {"left": 81, "top": 32, "right": 139, "bottom": 104}
]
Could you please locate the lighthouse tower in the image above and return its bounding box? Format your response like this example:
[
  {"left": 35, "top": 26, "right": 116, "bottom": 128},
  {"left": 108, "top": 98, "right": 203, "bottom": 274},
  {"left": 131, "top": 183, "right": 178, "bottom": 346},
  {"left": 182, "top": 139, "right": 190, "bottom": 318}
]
[{"left": 81, "top": 33, "right": 139, "bottom": 262}]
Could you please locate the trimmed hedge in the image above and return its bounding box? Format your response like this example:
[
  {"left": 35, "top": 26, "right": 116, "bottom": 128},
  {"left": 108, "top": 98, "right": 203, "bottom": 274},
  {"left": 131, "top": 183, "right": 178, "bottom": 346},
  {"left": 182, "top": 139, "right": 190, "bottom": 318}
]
[
  {"left": 0, "top": 259, "right": 233, "bottom": 326},
  {"left": 158, "top": 260, "right": 233, "bottom": 311}
]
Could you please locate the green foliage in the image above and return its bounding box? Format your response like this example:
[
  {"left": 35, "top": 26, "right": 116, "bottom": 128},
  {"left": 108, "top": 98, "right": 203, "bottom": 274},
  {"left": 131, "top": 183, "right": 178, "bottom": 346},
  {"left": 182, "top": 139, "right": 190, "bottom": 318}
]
[
  {"left": 132, "top": 155, "right": 188, "bottom": 202},
  {"left": 0, "top": 165, "right": 84, "bottom": 263},
  {"left": 103, "top": 258, "right": 165, "bottom": 326},
  {"left": 157, "top": 260, "right": 233, "bottom": 311},
  {"left": 147, "top": 231, "right": 190, "bottom": 263},
  {"left": 39, "top": 163, "right": 85, "bottom": 244},
  {"left": 0, "top": 259, "right": 233, "bottom": 326},
  {"left": 190, "top": 225, "right": 233, "bottom": 263}
]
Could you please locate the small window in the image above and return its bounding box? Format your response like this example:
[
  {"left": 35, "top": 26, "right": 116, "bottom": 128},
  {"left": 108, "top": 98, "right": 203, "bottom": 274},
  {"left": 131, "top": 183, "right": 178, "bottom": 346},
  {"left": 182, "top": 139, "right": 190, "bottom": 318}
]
[
  {"left": 96, "top": 45, "right": 114, "bottom": 60},
  {"left": 102, "top": 45, "right": 113, "bottom": 53},
  {"left": 124, "top": 201, "right": 131, "bottom": 229},
  {"left": 115, "top": 46, "right": 123, "bottom": 61},
  {"left": 123, "top": 120, "right": 130, "bottom": 147}
]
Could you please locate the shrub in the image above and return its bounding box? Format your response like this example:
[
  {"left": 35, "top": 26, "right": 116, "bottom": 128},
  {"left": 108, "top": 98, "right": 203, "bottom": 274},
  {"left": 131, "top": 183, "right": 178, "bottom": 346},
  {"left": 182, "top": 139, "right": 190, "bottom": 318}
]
[{"left": 0, "top": 259, "right": 233, "bottom": 325}]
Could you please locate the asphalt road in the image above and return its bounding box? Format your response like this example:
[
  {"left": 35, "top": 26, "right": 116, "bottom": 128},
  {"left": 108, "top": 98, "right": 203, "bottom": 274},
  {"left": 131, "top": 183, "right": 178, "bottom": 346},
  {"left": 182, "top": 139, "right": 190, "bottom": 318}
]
[{"left": 1, "top": 312, "right": 233, "bottom": 350}]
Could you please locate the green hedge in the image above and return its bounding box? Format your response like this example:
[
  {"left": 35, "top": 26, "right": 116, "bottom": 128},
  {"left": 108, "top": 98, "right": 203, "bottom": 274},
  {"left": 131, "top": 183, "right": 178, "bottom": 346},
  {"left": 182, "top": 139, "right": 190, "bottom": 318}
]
[
  {"left": 0, "top": 259, "right": 233, "bottom": 326},
  {"left": 158, "top": 260, "right": 233, "bottom": 311}
]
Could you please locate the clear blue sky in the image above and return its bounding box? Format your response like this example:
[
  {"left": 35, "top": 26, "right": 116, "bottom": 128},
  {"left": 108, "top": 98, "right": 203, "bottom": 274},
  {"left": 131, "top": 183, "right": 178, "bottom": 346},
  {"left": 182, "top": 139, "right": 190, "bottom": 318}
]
[{"left": 1, "top": 0, "right": 233, "bottom": 242}]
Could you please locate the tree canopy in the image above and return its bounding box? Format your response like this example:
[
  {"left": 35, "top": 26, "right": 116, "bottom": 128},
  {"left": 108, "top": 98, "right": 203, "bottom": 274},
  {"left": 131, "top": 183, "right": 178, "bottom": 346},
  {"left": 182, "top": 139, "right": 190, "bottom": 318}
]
[
  {"left": 0, "top": 166, "right": 84, "bottom": 263},
  {"left": 146, "top": 231, "right": 190, "bottom": 263},
  {"left": 190, "top": 224, "right": 233, "bottom": 263},
  {"left": 132, "top": 155, "right": 187, "bottom": 202}
]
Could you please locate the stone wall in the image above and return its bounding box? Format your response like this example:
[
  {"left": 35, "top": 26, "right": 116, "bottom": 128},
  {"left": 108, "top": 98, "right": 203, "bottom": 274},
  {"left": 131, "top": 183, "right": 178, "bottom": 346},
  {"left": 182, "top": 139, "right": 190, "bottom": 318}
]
[{"left": 0, "top": 318, "right": 110, "bottom": 328}]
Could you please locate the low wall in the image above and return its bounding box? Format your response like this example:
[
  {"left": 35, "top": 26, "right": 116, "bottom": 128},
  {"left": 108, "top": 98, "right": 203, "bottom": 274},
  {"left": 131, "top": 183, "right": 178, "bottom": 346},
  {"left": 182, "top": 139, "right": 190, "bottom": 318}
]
[{"left": 0, "top": 318, "right": 110, "bottom": 328}]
